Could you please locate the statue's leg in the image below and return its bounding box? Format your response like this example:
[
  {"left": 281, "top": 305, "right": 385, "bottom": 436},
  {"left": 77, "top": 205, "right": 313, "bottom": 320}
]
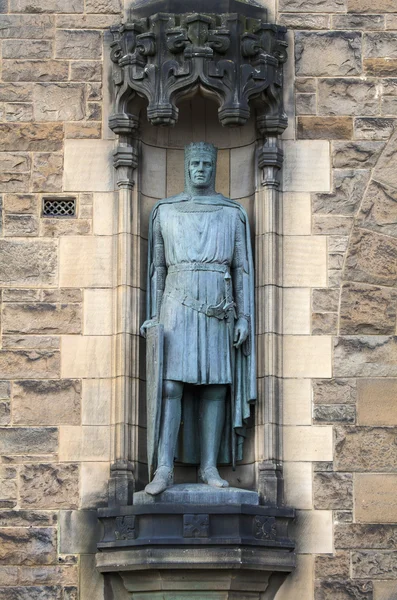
[
  {"left": 145, "top": 380, "right": 183, "bottom": 496},
  {"left": 198, "top": 384, "right": 229, "bottom": 489}
]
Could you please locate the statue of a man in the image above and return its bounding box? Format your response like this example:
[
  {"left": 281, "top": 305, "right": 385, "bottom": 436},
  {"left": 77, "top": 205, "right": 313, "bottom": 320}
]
[{"left": 141, "top": 142, "right": 256, "bottom": 495}]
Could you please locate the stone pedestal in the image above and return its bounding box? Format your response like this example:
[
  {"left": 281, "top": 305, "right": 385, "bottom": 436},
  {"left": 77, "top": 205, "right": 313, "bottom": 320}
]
[{"left": 96, "top": 486, "right": 295, "bottom": 599}]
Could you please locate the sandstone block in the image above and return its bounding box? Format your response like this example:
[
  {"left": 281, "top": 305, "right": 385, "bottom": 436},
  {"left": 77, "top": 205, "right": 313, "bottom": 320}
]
[
  {"left": 0, "top": 382, "right": 11, "bottom": 399},
  {"left": 279, "top": 0, "right": 345, "bottom": 11},
  {"left": 314, "top": 404, "right": 355, "bottom": 423},
  {"left": 313, "top": 216, "right": 354, "bottom": 235},
  {"left": 312, "top": 313, "right": 338, "bottom": 336},
  {"left": 358, "top": 378, "right": 397, "bottom": 426},
  {"left": 0, "top": 350, "right": 60, "bottom": 379},
  {"left": 295, "top": 93, "right": 316, "bottom": 115},
  {"left": 59, "top": 509, "right": 102, "bottom": 554},
  {"left": 382, "top": 96, "right": 397, "bottom": 116},
  {"left": 80, "top": 462, "right": 109, "bottom": 508},
  {"left": 0, "top": 240, "right": 57, "bottom": 287},
  {"left": 352, "top": 551, "right": 397, "bottom": 579},
  {"left": 5, "top": 103, "right": 33, "bottom": 122},
  {"left": 295, "top": 32, "right": 361, "bottom": 77},
  {"left": 0, "top": 15, "right": 54, "bottom": 39},
  {"left": 9, "top": 0, "right": 83, "bottom": 11},
  {"left": 315, "top": 552, "right": 350, "bottom": 580},
  {"left": 2, "top": 60, "right": 69, "bottom": 83},
  {"left": 64, "top": 140, "right": 114, "bottom": 192},
  {"left": 283, "top": 236, "right": 327, "bottom": 287},
  {"left": 20, "top": 464, "right": 79, "bottom": 509},
  {"left": 373, "top": 581, "right": 397, "bottom": 600},
  {"left": 340, "top": 282, "right": 397, "bottom": 335},
  {"left": 0, "top": 510, "right": 57, "bottom": 527},
  {"left": 18, "top": 565, "right": 78, "bottom": 585},
  {"left": 295, "top": 78, "right": 316, "bottom": 93},
  {"left": 298, "top": 117, "right": 353, "bottom": 140},
  {"left": 93, "top": 192, "right": 115, "bottom": 235},
  {"left": 82, "top": 379, "right": 111, "bottom": 425},
  {"left": 80, "top": 554, "right": 105, "bottom": 600},
  {"left": 0, "top": 153, "right": 31, "bottom": 173},
  {"left": 0, "top": 585, "right": 64, "bottom": 599},
  {"left": 335, "top": 336, "right": 397, "bottom": 378},
  {"left": 84, "top": 289, "right": 113, "bottom": 336},
  {"left": 344, "top": 229, "right": 397, "bottom": 287},
  {"left": 0, "top": 427, "right": 57, "bottom": 455},
  {"left": 41, "top": 218, "right": 91, "bottom": 237},
  {"left": 279, "top": 13, "right": 330, "bottom": 30},
  {"left": 336, "top": 523, "right": 397, "bottom": 549},
  {"left": 0, "top": 402, "right": 10, "bottom": 426},
  {"left": 293, "top": 509, "right": 333, "bottom": 554},
  {"left": 313, "top": 289, "right": 340, "bottom": 312},
  {"left": 0, "top": 123, "right": 63, "bottom": 152},
  {"left": 0, "top": 173, "right": 30, "bottom": 193},
  {"left": 364, "top": 58, "right": 397, "bottom": 76},
  {"left": 0, "top": 479, "right": 17, "bottom": 508},
  {"left": 3, "top": 289, "right": 41, "bottom": 301},
  {"left": 275, "top": 555, "right": 314, "bottom": 600},
  {"left": 0, "top": 567, "right": 18, "bottom": 586},
  {"left": 364, "top": 32, "right": 397, "bottom": 59},
  {"left": 61, "top": 336, "right": 111, "bottom": 378},
  {"left": 283, "top": 193, "right": 311, "bottom": 235},
  {"left": 32, "top": 153, "right": 63, "bottom": 193},
  {"left": 65, "top": 123, "right": 101, "bottom": 139},
  {"left": 348, "top": 0, "right": 397, "bottom": 10},
  {"left": 373, "top": 129, "right": 397, "bottom": 189},
  {"left": 4, "top": 214, "right": 39, "bottom": 237},
  {"left": 3, "top": 40, "right": 52, "bottom": 60},
  {"left": 333, "top": 14, "right": 384, "bottom": 29},
  {"left": 0, "top": 83, "right": 32, "bottom": 102},
  {"left": 85, "top": 0, "right": 121, "bottom": 12},
  {"left": 283, "top": 141, "right": 331, "bottom": 192},
  {"left": 0, "top": 527, "right": 57, "bottom": 565},
  {"left": 314, "top": 472, "right": 353, "bottom": 510},
  {"left": 33, "top": 83, "right": 85, "bottom": 121},
  {"left": 59, "top": 236, "right": 112, "bottom": 287},
  {"left": 352, "top": 186, "right": 388, "bottom": 237},
  {"left": 3, "top": 336, "right": 60, "bottom": 350},
  {"left": 13, "top": 379, "right": 81, "bottom": 426},
  {"left": 354, "top": 117, "right": 395, "bottom": 140},
  {"left": 335, "top": 425, "right": 397, "bottom": 471},
  {"left": 284, "top": 425, "right": 333, "bottom": 461},
  {"left": 283, "top": 288, "right": 311, "bottom": 335},
  {"left": 56, "top": 30, "right": 102, "bottom": 60},
  {"left": 354, "top": 474, "right": 397, "bottom": 523},
  {"left": 315, "top": 580, "right": 373, "bottom": 600},
  {"left": 283, "top": 462, "right": 313, "bottom": 509},
  {"left": 318, "top": 78, "right": 378, "bottom": 116},
  {"left": 332, "top": 141, "right": 385, "bottom": 168},
  {"left": 57, "top": 14, "right": 115, "bottom": 28},
  {"left": 70, "top": 61, "right": 102, "bottom": 82},
  {"left": 386, "top": 15, "right": 397, "bottom": 29}
]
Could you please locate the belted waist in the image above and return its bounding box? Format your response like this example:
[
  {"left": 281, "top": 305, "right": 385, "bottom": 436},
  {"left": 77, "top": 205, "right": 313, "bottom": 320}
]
[
  {"left": 164, "top": 289, "right": 235, "bottom": 321},
  {"left": 168, "top": 262, "right": 229, "bottom": 275}
]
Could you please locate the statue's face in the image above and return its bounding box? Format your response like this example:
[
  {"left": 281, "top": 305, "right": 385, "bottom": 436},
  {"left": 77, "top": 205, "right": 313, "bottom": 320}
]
[{"left": 188, "top": 153, "right": 214, "bottom": 188}]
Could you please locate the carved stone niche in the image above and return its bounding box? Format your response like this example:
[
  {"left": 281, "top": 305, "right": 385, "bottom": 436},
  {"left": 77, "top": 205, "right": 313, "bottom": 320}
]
[{"left": 96, "top": 0, "right": 294, "bottom": 598}]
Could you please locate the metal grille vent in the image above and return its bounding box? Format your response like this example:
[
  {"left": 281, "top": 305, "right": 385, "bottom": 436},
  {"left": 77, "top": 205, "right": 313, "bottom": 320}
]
[{"left": 42, "top": 197, "right": 76, "bottom": 218}]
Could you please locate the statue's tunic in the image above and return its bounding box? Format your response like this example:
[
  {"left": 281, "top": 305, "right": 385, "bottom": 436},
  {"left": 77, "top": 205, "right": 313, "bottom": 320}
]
[
  {"left": 148, "top": 193, "right": 256, "bottom": 466},
  {"left": 153, "top": 201, "right": 246, "bottom": 385}
]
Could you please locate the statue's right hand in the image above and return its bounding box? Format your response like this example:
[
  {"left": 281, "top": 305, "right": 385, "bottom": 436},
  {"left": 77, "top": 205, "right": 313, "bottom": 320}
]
[{"left": 140, "top": 319, "right": 158, "bottom": 338}]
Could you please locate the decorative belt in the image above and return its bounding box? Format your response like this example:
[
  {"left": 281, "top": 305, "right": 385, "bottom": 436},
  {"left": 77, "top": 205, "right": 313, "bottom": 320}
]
[
  {"left": 164, "top": 290, "right": 235, "bottom": 321},
  {"left": 168, "top": 263, "right": 228, "bottom": 275}
]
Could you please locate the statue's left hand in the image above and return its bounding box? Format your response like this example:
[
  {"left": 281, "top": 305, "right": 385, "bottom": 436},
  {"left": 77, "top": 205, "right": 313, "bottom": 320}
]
[{"left": 233, "top": 317, "right": 249, "bottom": 348}]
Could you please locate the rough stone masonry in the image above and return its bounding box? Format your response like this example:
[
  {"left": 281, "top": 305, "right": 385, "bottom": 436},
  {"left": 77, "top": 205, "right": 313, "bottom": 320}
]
[{"left": 0, "top": 0, "right": 397, "bottom": 599}]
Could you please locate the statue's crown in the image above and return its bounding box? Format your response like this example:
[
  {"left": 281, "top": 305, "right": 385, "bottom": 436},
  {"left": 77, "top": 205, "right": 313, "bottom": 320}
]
[{"left": 185, "top": 142, "right": 218, "bottom": 162}]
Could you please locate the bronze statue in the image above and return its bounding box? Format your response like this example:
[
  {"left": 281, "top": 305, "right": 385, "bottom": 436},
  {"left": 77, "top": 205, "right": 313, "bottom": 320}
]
[{"left": 141, "top": 142, "right": 256, "bottom": 495}]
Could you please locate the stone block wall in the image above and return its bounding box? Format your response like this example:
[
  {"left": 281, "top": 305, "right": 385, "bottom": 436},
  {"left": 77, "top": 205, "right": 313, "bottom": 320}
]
[{"left": 0, "top": 0, "right": 396, "bottom": 599}]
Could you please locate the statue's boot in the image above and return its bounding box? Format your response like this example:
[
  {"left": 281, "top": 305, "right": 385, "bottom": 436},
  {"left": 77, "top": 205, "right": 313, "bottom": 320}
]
[
  {"left": 145, "top": 381, "right": 182, "bottom": 496},
  {"left": 145, "top": 466, "right": 173, "bottom": 495},
  {"left": 199, "top": 466, "right": 229, "bottom": 488},
  {"left": 199, "top": 386, "right": 229, "bottom": 489}
]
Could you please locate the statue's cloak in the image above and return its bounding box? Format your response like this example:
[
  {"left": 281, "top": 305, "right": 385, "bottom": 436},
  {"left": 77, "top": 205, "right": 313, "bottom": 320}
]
[{"left": 146, "top": 192, "right": 256, "bottom": 472}]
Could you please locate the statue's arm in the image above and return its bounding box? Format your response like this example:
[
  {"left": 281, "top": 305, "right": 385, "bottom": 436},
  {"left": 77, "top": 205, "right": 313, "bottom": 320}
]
[{"left": 232, "top": 213, "right": 250, "bottom": 347}]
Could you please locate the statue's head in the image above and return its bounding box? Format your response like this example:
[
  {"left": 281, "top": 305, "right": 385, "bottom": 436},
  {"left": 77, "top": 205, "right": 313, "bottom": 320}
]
[{"left": 184, "top": 142, "right": 217, "bottom": 195}]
